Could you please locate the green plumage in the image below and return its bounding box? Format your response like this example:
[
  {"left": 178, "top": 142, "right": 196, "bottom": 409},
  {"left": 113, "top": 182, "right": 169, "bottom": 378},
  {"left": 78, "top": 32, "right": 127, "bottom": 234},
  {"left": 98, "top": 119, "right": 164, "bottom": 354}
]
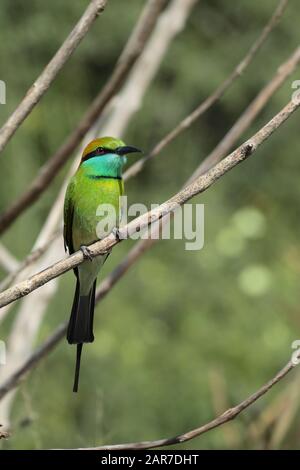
[
  {"left": 63, "top": 136, "right": 141, "bottom": 392},
  {"left": 64, "top": 171, "right": 124, "bottom": 293}
]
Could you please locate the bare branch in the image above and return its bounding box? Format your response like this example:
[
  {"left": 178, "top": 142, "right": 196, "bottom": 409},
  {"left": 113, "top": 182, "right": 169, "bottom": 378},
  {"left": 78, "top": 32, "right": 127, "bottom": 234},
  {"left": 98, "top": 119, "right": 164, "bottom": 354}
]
[
  {"left": 1, "top": 305, "right": 299, "bottom": 450},
  {"left": 0, "top": 0, "right": 295, "bottom": 414},
  {"left": 0, "top": 0, "right": 108, "bottom": 155},
  {"left": 0, "top": 0, "right": 187, "bottom": 429},
  {"left": 124, "top": 0, "right": 289, "bottom": 180},
  {"left": 0, "top": 0, "right": 296, "bottom": 448},
  {"left": 0, "top": 237, "right": 161, "bottom": 400},
  {"left": 0, "top": 100, "right": 117, "bottom": 422},
  {"left": 100, "top": 0, "right": 199, "bottom": 137},
  {"left": 0, "top": 97, "right": 298, "bottom": 309},
  {"left": 0, "top": 240, "right": 63, "bottom": 427},
  {"left": 0, "top": 0, "right": 167, "bottom": 235},
  {"left": 2, "top": 20, "right": 296, "bottom": 294},
  {"left": 0, "top": 0, "right": 179, "bottom": 294},
  {"left": 0, "top": 94, "right": 299, "bottom": 421},
  {"left": 81, "top": 358, "right": 299, "bottom": 450},
  {"left": 192, "top": 45, "right": 300, "bottom": 178}
]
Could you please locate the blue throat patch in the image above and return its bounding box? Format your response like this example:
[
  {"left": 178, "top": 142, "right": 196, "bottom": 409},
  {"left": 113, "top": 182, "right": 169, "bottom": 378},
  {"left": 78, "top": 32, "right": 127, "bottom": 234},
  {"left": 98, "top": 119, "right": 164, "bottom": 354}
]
[{"left": 82, "top": 154, "right": 126, "bottom": 178}]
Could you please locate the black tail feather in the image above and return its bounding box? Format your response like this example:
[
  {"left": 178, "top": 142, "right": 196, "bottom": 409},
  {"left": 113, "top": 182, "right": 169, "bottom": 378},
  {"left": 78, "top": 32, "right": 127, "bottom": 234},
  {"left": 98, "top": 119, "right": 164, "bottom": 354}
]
[
  {"left": 73, "top": 343, "right": 83, "bottom": 393},
  {"left": 67, "top": 279, "right": 96, "bottom": 392}
]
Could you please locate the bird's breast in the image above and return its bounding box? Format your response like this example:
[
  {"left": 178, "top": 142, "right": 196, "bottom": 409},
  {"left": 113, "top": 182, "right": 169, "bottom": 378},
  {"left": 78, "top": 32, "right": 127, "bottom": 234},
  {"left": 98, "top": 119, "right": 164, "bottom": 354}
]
[{"left": 72, "top": 176, "right": 124, "bottom": 251}]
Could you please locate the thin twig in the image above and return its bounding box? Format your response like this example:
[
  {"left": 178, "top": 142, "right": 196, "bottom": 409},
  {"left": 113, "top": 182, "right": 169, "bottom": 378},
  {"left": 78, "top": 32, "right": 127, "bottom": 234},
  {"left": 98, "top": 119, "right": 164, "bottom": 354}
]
[
  {"left": 0, "top": 0, "right": 188, "bottom": 429},
  {"left": 0, "top": 0, "right": 293, "bottom": 409},
  {"left": 80, "top": 358, "right": 299, "bottom": 450},
  {"left": 0, "top": 97, "right": 299, "bottom": 309},
  {"left": 0, "top": 0, "right": 286, "bottom": 233},
  {"left": 0, "top": 235, "right": 163, "bottom": 401},
  {"left": 0, "top": 0, "right": 108, "bottom": 155},
  {"left": 192, "top": 45, "right": 300, "bottom": 178},
  {"left": 0, "top": 0, "right": 167, "bottom": 235},
  {"left": 100, "top": 0, "right": 198, "bottom": 137},
  {"left": 0, "top": 4, "right": 297, "bottom": 437},
  {"left": 0, "top": 93, "right": 298, "bottom": 414},
  {"left": 2, "top": 31, "right": 297, "bottom": 293},
  {"left": 124, "top": 0, "right": 289, "bottom": 180}
]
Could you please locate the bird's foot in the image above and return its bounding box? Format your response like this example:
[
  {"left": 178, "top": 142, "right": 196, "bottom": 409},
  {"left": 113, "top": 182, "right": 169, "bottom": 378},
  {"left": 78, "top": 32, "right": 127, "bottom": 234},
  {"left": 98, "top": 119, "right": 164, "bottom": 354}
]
[
  {"left": 80, "top": 245, "right": 93, "bottom": 261},
  {"left": 112, "top": 226, "right": 121, "bottom": 241}
]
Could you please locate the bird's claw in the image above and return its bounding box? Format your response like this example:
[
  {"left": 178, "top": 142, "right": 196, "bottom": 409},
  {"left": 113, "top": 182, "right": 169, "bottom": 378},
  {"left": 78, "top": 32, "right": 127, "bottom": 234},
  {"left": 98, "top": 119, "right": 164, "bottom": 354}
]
[
  {"left": 112, "top": 227, "right": 121, "bottom": 241},
  {"left": 80, "top": 245, "right": 93, "bottom": 261}
]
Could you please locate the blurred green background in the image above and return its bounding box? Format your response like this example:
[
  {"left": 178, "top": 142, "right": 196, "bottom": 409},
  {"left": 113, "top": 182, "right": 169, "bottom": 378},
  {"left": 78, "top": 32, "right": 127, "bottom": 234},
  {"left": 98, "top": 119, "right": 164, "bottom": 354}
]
[{"left": 1, "top": 0, "right": 300, "bottom": 449}]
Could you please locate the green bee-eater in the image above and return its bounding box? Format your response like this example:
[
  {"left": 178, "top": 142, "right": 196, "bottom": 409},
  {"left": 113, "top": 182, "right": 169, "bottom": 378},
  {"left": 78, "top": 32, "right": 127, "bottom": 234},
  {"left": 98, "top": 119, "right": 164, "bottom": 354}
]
[{"left": 64, "top": 136, "right": 141, "bottom": 392}]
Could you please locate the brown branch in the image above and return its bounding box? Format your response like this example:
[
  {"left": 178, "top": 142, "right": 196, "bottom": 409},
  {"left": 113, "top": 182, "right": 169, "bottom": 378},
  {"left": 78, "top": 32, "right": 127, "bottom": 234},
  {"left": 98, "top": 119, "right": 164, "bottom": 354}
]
[
  {"left": 1, "top": 23, "right": 297, "bottom": 294},
  {"left": 0, "top": 0, "right": 287, "bottom": 233},
  {"left": 82, "top": 358, "right": 299, "bottom": 449},
  {"left": 192, "top": 45, "right": 300, "bottom": 178},
  {"left": 124, "top": 0, "right": 289, "bottom": 181},
  {"left": 0, "top": 0, "right": 167, "bottom": 236},
  {"left": 0, "top": 0, "right": 296, "bottom": 397},
  {"left": 0, "top": 95, "right": 299, "bottom": 425},
  {"left": 1, "top": 44, "right": 299, "bottom": 295},
  {"left": 0, "top": 0, "right": 108, "bottom": 155},
  {"left": 0, "top": 97, "right": 298, "bottom": 309},
  {"left": 0, "top": 0, "right": 295, "bottom": 446},
  {"left": 0, "top": 240, "right": 146, "bottom": 400},
  {"left": 0, "top": 18, "right": 298, "bottom": 373},
  {"left": 1, "top": 298, "right": 299, "bottom": 450}
]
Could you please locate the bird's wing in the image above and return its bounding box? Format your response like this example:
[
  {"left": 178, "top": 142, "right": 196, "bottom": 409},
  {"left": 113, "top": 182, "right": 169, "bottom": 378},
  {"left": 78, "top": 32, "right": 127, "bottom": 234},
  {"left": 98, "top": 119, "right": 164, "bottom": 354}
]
[{"left": 63, "top": 179, "right": 75, "bottom": 255}]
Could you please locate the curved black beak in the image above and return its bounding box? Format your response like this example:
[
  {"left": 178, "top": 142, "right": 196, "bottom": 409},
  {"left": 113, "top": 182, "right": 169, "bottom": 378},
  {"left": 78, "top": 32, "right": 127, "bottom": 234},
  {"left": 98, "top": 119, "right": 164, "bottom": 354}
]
[{"left": 115, "top": 145, "right": 142, "bottom": 156}]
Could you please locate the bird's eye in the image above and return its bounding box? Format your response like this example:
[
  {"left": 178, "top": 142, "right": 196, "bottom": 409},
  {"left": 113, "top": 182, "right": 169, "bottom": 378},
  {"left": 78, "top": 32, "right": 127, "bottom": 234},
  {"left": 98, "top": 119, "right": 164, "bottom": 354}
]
[{"left": 96, "top": 147, "right": 105, "bottom": 154}]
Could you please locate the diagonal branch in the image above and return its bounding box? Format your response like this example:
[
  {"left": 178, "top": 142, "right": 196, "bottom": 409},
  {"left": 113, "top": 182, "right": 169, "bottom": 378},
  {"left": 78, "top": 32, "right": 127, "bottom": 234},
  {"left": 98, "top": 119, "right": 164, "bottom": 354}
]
[
  {"left": 0, "top": 96, "right": 299, "bottom": 309},
  {"left": 124, "top": 0, "right": 289, "bottom": 180},
  {"left": 0, "top": 0, "right": 108, "bottom": 155},
  {"left": 0, "top": 92, "right": 299, "bottom": 420},
  {"left": 82, "top": 356, "right": 299, "bottom": 449},
  {"left": 192, "top": 46, "right": 300, "bottom": 178},
  {"left": 0, "top": 0, "right": 194, "bottom": 429},
  {"left": 0, "top": 0, "right": 295, "bottom": 402},
  {"left": 1, "top": 317, "right": 299, "bottom": 450},
  {"left": 0, "top": 239, "right": 153, "bottom": 400},
  {"left": 100, "top": 0, "right": 198, "bottom": 137},
  {"left": 0, "top": 0, "right": 288, "bottom": 234},
  {"left": 2, "top": 36, "right": 298, "bottom": 295},
  {"left": 0, "top": 0, "right": 167, "bottom": 235}
]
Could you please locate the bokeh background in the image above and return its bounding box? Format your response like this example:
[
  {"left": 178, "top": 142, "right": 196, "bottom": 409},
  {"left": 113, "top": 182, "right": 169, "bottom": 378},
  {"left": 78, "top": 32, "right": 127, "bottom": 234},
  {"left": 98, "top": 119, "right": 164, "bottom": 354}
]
[{"left": 1, "top": 0, "right": 300, "bottom": 449}]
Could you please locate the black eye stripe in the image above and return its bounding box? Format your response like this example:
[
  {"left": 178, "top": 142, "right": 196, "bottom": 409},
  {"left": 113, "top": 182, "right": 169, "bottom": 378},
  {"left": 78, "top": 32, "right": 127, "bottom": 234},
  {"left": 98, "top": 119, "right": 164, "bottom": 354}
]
[{"left": 82, "top": 147, "right": 117, "bottom": 162}]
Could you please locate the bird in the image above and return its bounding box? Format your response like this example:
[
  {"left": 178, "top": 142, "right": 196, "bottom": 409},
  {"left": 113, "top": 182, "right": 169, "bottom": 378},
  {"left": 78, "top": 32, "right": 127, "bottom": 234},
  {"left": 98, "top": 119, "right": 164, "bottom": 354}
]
[{"left": 63, "top": 136, "right": 141, "bottom": 392}]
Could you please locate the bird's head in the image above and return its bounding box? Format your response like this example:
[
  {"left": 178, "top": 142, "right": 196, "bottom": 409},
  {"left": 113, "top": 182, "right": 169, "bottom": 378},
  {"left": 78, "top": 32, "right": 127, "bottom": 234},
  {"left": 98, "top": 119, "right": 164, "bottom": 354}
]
[{"left": 80, "top": 137, "right": 141, "bottom": 177}]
